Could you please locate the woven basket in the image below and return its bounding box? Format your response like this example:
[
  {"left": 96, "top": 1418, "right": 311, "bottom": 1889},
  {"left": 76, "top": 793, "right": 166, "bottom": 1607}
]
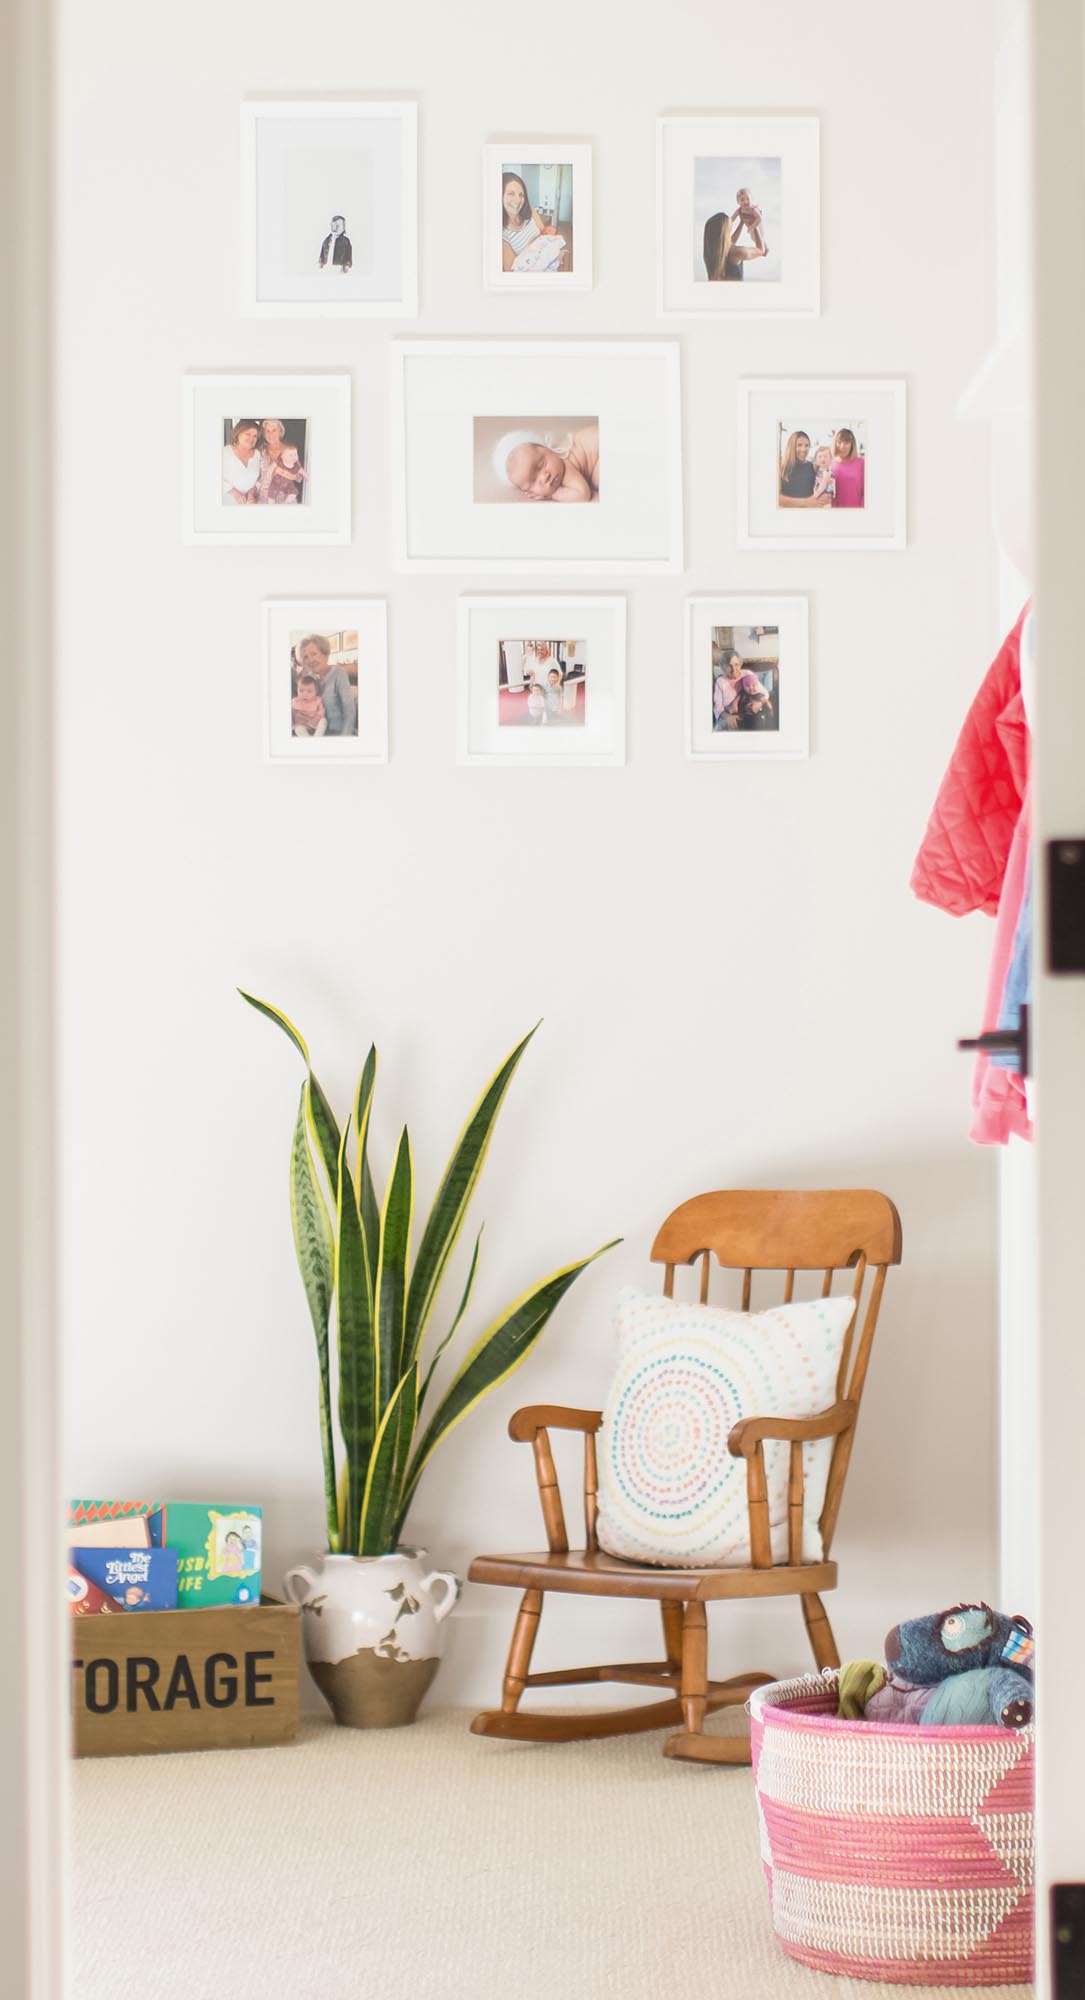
[{"left": 748, "top": 1671, "right": 1034, "bottom": 1987}]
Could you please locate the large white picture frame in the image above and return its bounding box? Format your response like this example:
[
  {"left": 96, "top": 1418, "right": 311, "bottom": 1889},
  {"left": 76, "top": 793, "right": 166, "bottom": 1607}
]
[
  {"left": 392, "top": 341, "right": 683, "bottom": 574},
  {"left": 182, "top": 374, "right": 352, "bottom": 546},
  {"left": 686, "top": 595, "right": 809, "bottom": 761},
  {"left": 240, "top": 99, "right": 418, "bottom": 319},
  {"left": 457, "top": 596, "right": 626, "bottom": 766},
  {"left": 482, "top": 144, "right": 593, "bottom": 292},
  {"left": 263, "top": 599, "right": 388, "bottom": 764},
  {"left": 658, "top": 115, "right": 820, "bottom": 319},
  {"left": 737, "top": 378, "right": 907, "bottom": 550}
]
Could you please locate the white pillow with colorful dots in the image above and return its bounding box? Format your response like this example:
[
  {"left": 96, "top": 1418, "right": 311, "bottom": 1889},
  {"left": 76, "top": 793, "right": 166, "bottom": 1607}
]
[{"left": 595, "top": 1286, "right": 856, "bottom": 1568}]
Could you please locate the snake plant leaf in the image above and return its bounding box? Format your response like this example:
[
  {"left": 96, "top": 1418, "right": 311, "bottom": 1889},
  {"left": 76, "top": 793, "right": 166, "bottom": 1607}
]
[
  {"left": 353, "top": 1047, "right": 380, "bottom": 1284},
  {"left": 239, "top": 990, "right": 341, "bottom": 1196},
  {"left": 359, "top": 1363, "right": 419, "bottom": 1556},
  {"left": 418, "top": 1226, "right": 484, "bottom": 1415},
  {"left": 397, "top": 1237, "right": 621, "bottom": 1532},
  {"left": 402, "top": 1024, "right": 539, "bottom": 1373},
  {"left": 335, "top": 1126, "right": 379, "bottom": 1552},
  {"left": 376, "top": 1126, "right": 414, "bottom": 1408},
  {"left": 290, "top": 1084, "right": 339, "bottom": 1551}
]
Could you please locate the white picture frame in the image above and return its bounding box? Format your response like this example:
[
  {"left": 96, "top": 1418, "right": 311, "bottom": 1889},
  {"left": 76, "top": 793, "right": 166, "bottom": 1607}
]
[
  {"left": 240, "top": 99, "right": 418, "bottom": 319},
  {"left": 685, "top": 596, "right": 809, "bottom": 761},
  {"left": 182, "top": 375, "right": 352, "bottom": 546},
  {"left": 263, "top": 599, "right": 388, "bottom": 764},
  {"left": 457, "top": 596, "right": 626, "bottom": 767},
  {"left": 392, "top": 341, "right": 683, "bottom": 574},
  {"left": 482, "top": 144, "right": 593, "bottom": 292},
  {"left": 657, "top": 115, "right": 820, "bottom": 319},
  {"left": 737, "top": 378, "right": 907, "bottom": 550}
]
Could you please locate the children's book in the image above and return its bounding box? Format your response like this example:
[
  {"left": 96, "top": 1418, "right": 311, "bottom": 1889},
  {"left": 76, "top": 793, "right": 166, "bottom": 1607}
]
[
  {"left": 68, "top": 1500, "right": 160, "bottom": 1531},
  {"left": 73, "top": 1546, "right": 179, "bottom": 1612},
  {"left": 68, "top": 1515, "right": 153, "bottom": 1550},
  {"left": 148, "top": 1504, "right": 262, "bottom": 1606},
  {"left": 67, "top": 1565, "right": 122, "bottom": 1615}
]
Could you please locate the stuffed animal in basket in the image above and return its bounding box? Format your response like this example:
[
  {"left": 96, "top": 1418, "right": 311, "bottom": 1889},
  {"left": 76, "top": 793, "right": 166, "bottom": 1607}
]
[{"left": 837, "top": 1603, "right": 1034, "bottom": 1729}]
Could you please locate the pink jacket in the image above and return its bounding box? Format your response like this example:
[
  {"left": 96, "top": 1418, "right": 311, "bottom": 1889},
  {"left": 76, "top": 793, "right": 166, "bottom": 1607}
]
[{"left": 911, "top": 608, "right": 1031, "bottom": 1144}]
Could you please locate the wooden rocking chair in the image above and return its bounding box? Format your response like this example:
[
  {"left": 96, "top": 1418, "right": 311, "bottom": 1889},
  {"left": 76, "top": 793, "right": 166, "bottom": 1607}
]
[{"left": 469, "top": 1189, "right": 902, "bottom": 1764}]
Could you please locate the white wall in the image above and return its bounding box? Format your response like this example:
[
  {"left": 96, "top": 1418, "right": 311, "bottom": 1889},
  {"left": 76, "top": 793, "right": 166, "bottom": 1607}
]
[{"left": 59, "top": 0, "right": 1005, "bottom": 1708}]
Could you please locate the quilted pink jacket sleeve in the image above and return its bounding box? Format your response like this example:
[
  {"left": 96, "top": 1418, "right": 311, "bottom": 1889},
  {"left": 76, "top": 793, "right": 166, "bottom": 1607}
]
[{"left": 910, "top": 608, "right": 1030, "bottom": 917}]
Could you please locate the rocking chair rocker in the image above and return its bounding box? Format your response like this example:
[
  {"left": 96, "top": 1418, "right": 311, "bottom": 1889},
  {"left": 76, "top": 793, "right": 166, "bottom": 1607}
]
[{"left": 468, "top": 1189, "right": 902, "bottom": 1764}]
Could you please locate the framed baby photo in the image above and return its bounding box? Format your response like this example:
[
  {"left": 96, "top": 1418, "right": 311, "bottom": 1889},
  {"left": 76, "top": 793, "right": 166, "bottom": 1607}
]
[
  {"left": 457, "top": 596, "right": 626, "bottom": 767},
  {"left": 391, "top": 341, "right": 682, "bottom": 573},
  {"left": 240, "top": 100, "right": 418, "bottom": 318},
  {"left": 737, "top": 378, "right": 907, "bottom": 550},
  {"left": 263, "top": 599, "right": 388, "bottom": 764},
  {"left": 482, "top": 145, "right": 593, "bottom": 291},
  {"left": 657, "top": 115, "right": 819, "bottom": 318},
  {"left": 182, "top": 374, "right": 351, "bottom": 546},
  {"left": 686, "top": 596, "right": 809, "bottom": 762}
]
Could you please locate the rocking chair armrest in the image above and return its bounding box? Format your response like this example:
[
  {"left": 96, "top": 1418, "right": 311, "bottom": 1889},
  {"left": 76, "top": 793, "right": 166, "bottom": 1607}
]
[
  {"left": 508, "top": 1404, "right": 603, "bottom": 1442},
  {"left": 727, "top": 1398, "right": 857, "bottom": 1460}
]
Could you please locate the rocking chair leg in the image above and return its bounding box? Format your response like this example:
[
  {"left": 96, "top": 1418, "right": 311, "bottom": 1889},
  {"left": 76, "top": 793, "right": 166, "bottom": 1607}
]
[
  {"left": 801, "top": 1591, "right": 840, "bottom": 1671},
  {"left": 502, "top": 1589, "right": 543, "bottom": 1713},
  {"left": 680, "top": 1600, "right": 708, "bottom": 1736},
  {"left": 660, "top": 1601, "right": 684, "bottom": 1670}
]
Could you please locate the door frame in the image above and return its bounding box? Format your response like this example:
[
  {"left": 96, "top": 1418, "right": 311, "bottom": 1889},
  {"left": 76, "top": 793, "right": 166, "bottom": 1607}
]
[
  {"left": 1030, "top": 1, "right": 1085, "bottom": 1992},
  {"left": 1, "top": 0, "right": 66, "bottom": 1994}
]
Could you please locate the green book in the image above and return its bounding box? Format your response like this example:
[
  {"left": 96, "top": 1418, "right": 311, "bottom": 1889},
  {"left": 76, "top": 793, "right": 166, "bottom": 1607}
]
[{"left": 148, "top": 1503, "right": 262, "bottom": 1607}]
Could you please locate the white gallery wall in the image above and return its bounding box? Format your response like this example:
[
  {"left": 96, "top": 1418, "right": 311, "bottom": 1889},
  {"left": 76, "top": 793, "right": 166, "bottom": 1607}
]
[{"left": 59, "top": 0, "right": 1008, "bottom": 1706}]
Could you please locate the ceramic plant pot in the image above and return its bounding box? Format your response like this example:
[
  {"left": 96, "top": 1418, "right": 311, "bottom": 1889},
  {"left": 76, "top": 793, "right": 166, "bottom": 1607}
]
[{"left": 283, "top": 1548, "right": 460, "bottom": 1729}]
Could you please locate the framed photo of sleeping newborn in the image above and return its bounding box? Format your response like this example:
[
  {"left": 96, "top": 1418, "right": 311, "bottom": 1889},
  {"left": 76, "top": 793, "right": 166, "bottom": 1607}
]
[
  {"left": 457, "top": 596, "right": 626, "bottom": 766},
  {"left": 685, "top": 595, "right": 809, "bottom": 762},
  {"left": 482, "top": 145, "right": 593, "bottom": 291},
  {"left": 240, "top": 100, "right": 418, "bottom": 318},
  {"left": 263, "top": 598, "right": 388, "bottom": 763},
  {"left": 182, "top": 374, "right": 352, "bottom": 545},
  {"left": 657, "top": 115, "right": 819, "bottom": 318},
  {"left": 737, "top": 377, "right": 907, "bottom": 550},
  {"left": 391, "top": 340, "right": 682, "bottom": 573}
]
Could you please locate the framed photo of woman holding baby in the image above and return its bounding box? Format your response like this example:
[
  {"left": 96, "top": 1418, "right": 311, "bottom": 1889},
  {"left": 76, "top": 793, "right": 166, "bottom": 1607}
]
[
  {"left": 391, "top": 340, "right": 682, "bottom": 573},
  {"left": 481, "top": 145, "right": 593, "bottom": 291},
  {"left": 737, "top": 378, "right": 907, "bottom": 550},
  {"left": 182, "top": 373, "right": 352, "bottom": 545},
  {"left": 657, "top": 115, "right": 820, "bottom": 318}
]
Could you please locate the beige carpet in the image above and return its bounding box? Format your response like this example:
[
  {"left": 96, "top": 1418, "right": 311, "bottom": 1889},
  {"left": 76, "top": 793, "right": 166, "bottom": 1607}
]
[{"left": 69, "top": 1707, "right": 1032, "bottom": 2000}]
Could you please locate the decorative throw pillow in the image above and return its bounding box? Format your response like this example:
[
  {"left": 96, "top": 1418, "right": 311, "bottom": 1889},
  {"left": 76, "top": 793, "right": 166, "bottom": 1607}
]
[{"left": 595, "top": 1286, "right": 857, "bottom": 1568}]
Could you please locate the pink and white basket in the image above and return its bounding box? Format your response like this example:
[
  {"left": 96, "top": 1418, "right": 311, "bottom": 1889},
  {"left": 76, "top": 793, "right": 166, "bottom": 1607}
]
[{"left": 748, "top": 1672, "right": 1034, "bottom": 1986}]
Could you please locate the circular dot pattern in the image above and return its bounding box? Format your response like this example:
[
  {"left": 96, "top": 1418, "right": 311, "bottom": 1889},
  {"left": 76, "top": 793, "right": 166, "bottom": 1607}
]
[{"left": 596, "top": 1287, "right": 856, "bottom": 1568}]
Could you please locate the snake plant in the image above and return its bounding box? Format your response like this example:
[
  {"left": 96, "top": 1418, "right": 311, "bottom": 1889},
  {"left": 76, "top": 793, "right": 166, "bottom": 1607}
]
[{"left": 241, "top": 994, "right": 618, "bottom": 1556}]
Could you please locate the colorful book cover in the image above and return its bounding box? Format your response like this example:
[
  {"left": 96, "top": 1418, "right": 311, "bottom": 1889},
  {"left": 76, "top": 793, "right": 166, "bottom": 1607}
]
[
  {"left": 147, "top": 1504, "right": 262, "bottom": 1606},
  {"left": 66, "top": 1565, "right": 122, "bottom": 1615},
  {"left": 73, "top": 1546, "right": 179, "bottom": 1611},
  {"left": 67, "top": 1499, "right": 160, "bottom": 1529}
]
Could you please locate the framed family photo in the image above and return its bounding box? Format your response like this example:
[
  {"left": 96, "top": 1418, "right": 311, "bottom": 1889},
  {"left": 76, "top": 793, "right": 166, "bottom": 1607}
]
[
  {"left": 392, "top": 341, "right": 682, "bottom": 573},
  {"left": 482, "top": 145, "right": 593, "bottom": 291},
  {"left": 263, "top": 599, "right": 388, "bottom": 763},
  {"left": 182, "top": 375, "right": 351, "bottom": 545},
  {"left": 457, "top": 596, "right": 625, "bottom": 766},
  {"left": 686, "top": 596, "right": 809, "bottom": 761},
  {"left": 657, "top": 115, "right": 819, "bottom": 318},
  {"left": 737, "top": 378, "right": 907, "bottom": 549},
  {"left": 240, "top": 99, "right": 418, "bottom": 318}
]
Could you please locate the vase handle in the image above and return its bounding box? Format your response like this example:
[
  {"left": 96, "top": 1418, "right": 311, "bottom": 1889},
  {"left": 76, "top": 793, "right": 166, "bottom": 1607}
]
[
  {"left": 283, "top": 1563, "right": 320, "bottom": 1607},
  {"left": 419, "top": 1570, "right": 460, "bottom": 1623}
]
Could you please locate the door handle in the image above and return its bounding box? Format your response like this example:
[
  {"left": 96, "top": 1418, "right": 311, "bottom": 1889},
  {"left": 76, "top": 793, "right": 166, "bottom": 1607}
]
[{"left": 957, "top": 1003, "right": 1029, "bottom": 1077}]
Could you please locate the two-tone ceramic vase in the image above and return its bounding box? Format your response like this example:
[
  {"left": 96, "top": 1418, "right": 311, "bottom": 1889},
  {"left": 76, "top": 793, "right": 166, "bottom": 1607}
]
[{"left": 283, "top": 1547, "right": 460, "bottom": 1729}]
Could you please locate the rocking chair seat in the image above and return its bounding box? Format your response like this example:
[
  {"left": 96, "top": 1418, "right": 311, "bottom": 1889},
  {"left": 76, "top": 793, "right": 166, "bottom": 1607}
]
[{"left": 469, "top": 1549, "right": 838, "bottom": 1601}]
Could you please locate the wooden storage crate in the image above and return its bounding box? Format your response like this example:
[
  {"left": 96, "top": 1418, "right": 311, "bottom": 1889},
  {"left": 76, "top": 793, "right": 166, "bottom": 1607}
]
[{"left": 71, "top": 1597, "right": 300, "bottom": 1757}]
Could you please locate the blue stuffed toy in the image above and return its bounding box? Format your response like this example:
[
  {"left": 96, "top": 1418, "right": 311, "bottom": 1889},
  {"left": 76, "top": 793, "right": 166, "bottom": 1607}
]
[{"left": 838, "top": 1603, "right": 1034, "bottom": 1728}]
